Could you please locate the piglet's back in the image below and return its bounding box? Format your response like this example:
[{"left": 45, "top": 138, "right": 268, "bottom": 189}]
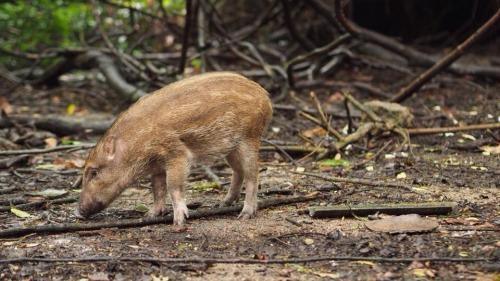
[{"left": 109, "top": 72, "right": 272, "bottom": 158}]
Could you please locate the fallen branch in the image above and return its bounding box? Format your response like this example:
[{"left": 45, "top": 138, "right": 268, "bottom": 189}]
[
  {"left": 0, "top": 114, "right": 113, "bottom": 136},
  {"left": 308, "top": 202, "right": 456, "bottom": 218},
  {"left": 261, "top": 145, "right": 327, "bottom": 155},
  {"left": 274, "top": 103, "right": 360, "bottom": 119},
  {"left": 286, "top": 34, "right": 351, "bottom": 87},
  {"left": 392, "top": 7, "right": 500, "bottom": 103},
  {"left": 408, "top": 123, "right": 500, "bottom": 135},
  {"left": 0, "top": 196, "right": 79, "bottom": 212},
  {"left": 329, "top": 0, "right": 500, "bottom": 78},
  {"left": 293, "top": 171, "right": 418, "bottom": 191},
  {"left": 0, "top": 144, "right": 94, "bottom": 156},
  {"left": 296, "top": 80, "right": 390, "bottom": 99},
  {"left": 0, "top": 194, "right": 322, "bottom": 238},
  {"left": 0, "top": 256, "right": 491, "bottom": 265}
]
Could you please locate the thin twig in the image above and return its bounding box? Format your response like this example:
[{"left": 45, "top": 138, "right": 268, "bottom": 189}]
[
  {"left": 309, "top": 91, "right": 343, "bottom": 140},
  {"left": 261, "top": 139, "right": 298, "bottom": 166},
  {"left": 0, "top": 256, "right": 491, "bottom": 265},
  {"left": 286, "top": 34, "right": 351, "bottom": 87},
  {"left": 0, "top": 144, "right": 95, "bottom": 156},
  {"left": 342, "top": 92, "right": 381, "bottom": 122},
  {"left": 293, "top": 171, "right": 418, "bottom": 191},
  {"left": 408, "top": 123, "right": 500, "bottom": 135}
]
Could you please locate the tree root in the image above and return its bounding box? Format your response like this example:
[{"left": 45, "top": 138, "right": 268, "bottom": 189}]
[{"left": 0, "top": 194, "right": 323, "bottom": 238}]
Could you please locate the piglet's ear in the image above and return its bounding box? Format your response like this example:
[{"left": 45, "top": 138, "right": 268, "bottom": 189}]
[
  {"left": 102, "top": 135, "right": 126, "bottom": 162},
  {"left": 102, "top": 136, "right": 116, "bottom": 161}
]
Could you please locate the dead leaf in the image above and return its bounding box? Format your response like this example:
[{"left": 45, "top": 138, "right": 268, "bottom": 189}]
[
  {"left": 354, "top": 260, "right": 376, "bottom": 267},
  {"left": 327, "top": 92, "right": 344, "bottom": 103},
  {"left": 303, "top": 238, "right": 314, "bottom": 245},
  {"left": 11, "top": 208, "right": 31, "bottom": 218},
  {"left": 36, "top": 163, "right": 65, "bottom": 171},
  {"left": 365, "top": 214, "right": 439, "bottom": 234},
  {"left": 27, "top": 188, "right": 68, "bottom": 198},
  {"left": 65, "top": 158, "right": 85, "bottom": 168},
  {"left": 295, "top": 166, "right": 305, "bottom": 172},
  {"left": 0, "top": 97, "right": 13, "bottom": 114},
  {"left": 88, "top": 272, "right": 109, "bottom": 281},
  {"left": 44, "top": 137, "right": 58, "bottom": 148},
  {"left": 396, "top": 172, "right": 407, "bottom": 179},
  {"left": 302, "top": 127, "right": 326, "bottom": 138},
  {"left": 480, "top": 144, "right": 500, "bottom": 155}
]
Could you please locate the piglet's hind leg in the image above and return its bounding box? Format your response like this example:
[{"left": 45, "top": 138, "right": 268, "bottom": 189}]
[
  {"left": 238, "top": 141, "right": 260, "bottom": 219},
  {"left": 166, "top": 155, "right": 190, "bottom": 225}
]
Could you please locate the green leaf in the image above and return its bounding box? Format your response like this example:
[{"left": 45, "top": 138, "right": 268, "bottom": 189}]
[
  {"left": 190, "top": 58, "right": 202, "bottom": 69},
  {"left": 134, "top": 203, "right": 149, "bottom": 213},
  {"left": 191, "top": 180, "right": 220, "bottom": 192},
  {"left": 11, "top": 207, "right": 31, "bottom": 218},
  {"left": 27, "top": 188, "right": 68, "bottom": 198},
  {"left": 60, "top": 139, "right": 82, "bottom": 145},
  {"left": 318, "top": 158, "right": 350, "bottom": 167}
]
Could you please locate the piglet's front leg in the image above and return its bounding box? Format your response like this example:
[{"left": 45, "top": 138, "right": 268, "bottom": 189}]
[
  {"left": 166, "top": 155, "right": 190, "bottom": 225},
  {"left": 147, "top": 171, "right": 168, "bottom": 217}
]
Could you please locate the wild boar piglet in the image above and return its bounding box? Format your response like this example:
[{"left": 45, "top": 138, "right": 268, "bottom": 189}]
[{"left": 77, "top": 72, "right": 273, "bottom": 225}]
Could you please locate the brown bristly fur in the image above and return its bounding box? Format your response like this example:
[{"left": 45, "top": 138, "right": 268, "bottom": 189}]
[{"left": 78, "top": 72, "right": 273, "bottom": 225}]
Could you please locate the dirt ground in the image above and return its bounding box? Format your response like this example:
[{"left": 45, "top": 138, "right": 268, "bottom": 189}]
[{"left": 1, "top": 55, "right": 499, "bottom": 280}]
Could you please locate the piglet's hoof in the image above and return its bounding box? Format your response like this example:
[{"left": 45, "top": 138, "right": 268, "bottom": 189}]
[
  {"left": 146, "top": 205, "right": 168, "bottom": 218},
  {"left": 238, "top": 205, "right": 256, "bottom": 220}
]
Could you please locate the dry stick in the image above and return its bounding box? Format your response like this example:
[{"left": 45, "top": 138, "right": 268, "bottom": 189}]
[
  {"left": 178, "top": 0, "right": 194, "bottom": 74},
  {"left": 309, "top": 202, "right": 456, "bottom": 218},
  {"left": 293, "top": 171, "right": 417, "bottom": 191},
  {"left": 0, "top": 197, "right": 79, "bottom": 212},
  {"left": 260, "top": 145, "right": 327, "bottom": 155},
  {"left": 0, "top": 144, "right": 95, "bottom": 156},
  {"left": 0, "top": 256, "right": 490, "bottom": 265},
  {"left": 286, "top": 34, "right": 351, "bottom": 88},
  {"left": 408, "top": 123, "right": 500, "bottom": 135},
  {"left": 261, "top": 139, "right": 298, "bottom": 166},
  {"left": 281, "top": 0, "right": 315, "bottom": 51},
  {"left": 309, "top": 92, "right": 343, "bottom": 140},
  {"left": 392, "top": 8, "right": 500, "bottom": 103},
  {"left": 328, "top": 0, "right": 500, "bottom": 78},
  {"left": 0, "top": 195, "right": 322, "bottom": 238},
  {"left": 296, "top": 80, "right": 390, "bottom": 99},
  {"left": 342, "top": 92, "right": 381, "bottom": 123}
]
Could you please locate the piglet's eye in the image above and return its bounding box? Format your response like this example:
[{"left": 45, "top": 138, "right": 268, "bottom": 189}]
[{"left": 87, "top": 168, "right": 98, "bottom": 180}]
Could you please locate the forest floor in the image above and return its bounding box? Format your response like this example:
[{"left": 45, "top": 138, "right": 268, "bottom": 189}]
[{"left": 1, "top": 53, "right": 499, "bottom": 280}]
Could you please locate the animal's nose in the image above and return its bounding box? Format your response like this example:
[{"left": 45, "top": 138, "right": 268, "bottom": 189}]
[{"left": 78, "top": 200, "right": 106, "bottom": 218}]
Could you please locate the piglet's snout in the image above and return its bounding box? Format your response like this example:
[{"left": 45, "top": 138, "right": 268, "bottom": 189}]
[{"left": 77, "top": 199, "right": 106, "bottom": 219}]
